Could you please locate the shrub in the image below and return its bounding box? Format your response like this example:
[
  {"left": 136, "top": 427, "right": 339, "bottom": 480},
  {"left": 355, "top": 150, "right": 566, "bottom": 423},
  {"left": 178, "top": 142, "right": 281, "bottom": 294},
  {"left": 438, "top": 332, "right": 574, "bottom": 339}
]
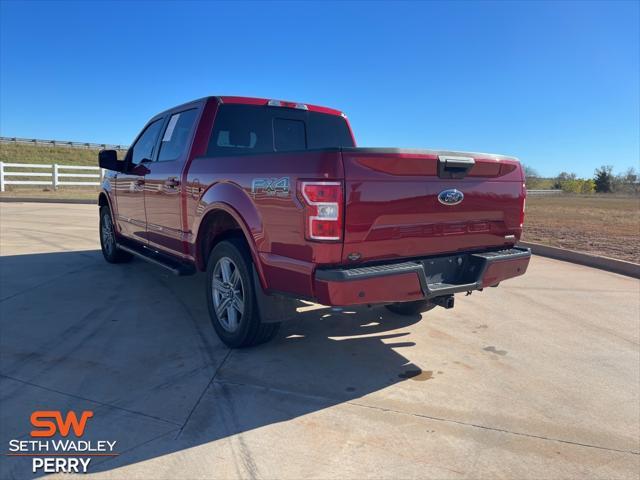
[
  {"left": 558, "top": 179, "right": 595, "bottom": 194},
  {"left": 594, "top": 165, "right": 614, "bottom": 193}
]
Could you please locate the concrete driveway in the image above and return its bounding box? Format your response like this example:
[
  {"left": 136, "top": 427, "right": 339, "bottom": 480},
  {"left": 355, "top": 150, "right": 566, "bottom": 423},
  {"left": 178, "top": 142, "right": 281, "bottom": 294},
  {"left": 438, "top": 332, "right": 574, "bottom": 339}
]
[{"left": 0, "top": 202, "right": 638, "bottom": 479}]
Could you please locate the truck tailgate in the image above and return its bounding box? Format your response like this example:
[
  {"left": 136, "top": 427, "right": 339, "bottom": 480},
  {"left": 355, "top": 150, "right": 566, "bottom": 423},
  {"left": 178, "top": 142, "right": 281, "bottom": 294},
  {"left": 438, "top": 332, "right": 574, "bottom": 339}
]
[{"left": 341, "top": 148, "right": 525, "bottom": 263}]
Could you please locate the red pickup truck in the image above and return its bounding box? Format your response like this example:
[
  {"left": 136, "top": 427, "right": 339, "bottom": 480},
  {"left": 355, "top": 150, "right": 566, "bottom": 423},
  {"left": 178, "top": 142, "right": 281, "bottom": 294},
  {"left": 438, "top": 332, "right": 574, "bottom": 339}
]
[{"left": 98, "top": 96, "right": 530, "bottom": 347}]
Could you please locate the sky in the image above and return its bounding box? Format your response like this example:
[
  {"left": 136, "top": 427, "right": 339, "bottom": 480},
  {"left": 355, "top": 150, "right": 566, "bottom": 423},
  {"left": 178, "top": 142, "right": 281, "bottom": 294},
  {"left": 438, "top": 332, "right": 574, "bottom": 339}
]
[{"left": 0, "top": 0, "right": 638, "bottom": 178}]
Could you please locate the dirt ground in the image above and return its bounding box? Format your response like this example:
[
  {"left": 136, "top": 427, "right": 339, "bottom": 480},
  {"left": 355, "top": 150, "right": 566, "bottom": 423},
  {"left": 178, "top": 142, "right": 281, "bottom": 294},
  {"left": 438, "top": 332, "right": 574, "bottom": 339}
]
[
  {"left": 523, "top": 195, "right": 639, "bottom": 263},
  {"left": 0, "top": 187, "right": 99, "bottom": 200}
]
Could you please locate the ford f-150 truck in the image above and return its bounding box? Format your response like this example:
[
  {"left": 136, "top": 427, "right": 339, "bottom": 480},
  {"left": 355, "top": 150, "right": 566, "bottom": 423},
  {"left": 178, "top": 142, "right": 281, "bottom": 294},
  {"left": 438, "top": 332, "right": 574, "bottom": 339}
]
[{"left": 98, "top": 96, "right": 530, "bottom": 347}]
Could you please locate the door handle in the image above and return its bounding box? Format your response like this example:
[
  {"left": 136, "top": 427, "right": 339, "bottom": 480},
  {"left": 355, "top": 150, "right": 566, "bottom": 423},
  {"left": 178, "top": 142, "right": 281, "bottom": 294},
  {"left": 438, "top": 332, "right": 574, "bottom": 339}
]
[{"left": 165, "top": 178, "right": 180, "bottom": 188}]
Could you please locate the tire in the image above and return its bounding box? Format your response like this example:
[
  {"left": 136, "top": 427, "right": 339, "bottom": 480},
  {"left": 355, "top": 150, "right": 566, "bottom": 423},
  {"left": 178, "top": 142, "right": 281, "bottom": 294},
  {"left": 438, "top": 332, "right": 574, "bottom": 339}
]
[
  {"left": 99, "top": 206, "right": 133, "bottom": 264},
  {"left": 385, "top": 299, "right": 436, "bottom": 316},
  {"left": 206, "top": 238, "right": 280, "bottom": 348}
]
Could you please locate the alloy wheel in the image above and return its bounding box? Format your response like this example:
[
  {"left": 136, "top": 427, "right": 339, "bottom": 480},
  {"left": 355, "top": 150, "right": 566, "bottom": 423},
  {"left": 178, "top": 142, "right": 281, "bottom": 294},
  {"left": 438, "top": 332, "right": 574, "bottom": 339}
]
[
  {"left": 211, "top": 256, "right": 245, "bottom": 332},
  {"left": 101, "top": 213, "right": 115, "bottom": 256}
]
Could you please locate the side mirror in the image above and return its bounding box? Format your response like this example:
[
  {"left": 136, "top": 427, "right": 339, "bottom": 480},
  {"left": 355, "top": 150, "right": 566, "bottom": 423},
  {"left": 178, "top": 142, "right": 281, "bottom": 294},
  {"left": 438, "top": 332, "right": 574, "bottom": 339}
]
[{"left": 98, "top": 149, "right": 125, "bottom": 172}]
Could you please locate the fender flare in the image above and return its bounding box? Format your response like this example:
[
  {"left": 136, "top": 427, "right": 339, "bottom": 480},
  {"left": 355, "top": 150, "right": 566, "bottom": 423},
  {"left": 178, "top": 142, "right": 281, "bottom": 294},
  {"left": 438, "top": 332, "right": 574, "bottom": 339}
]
[
  {"left": 98, "top": 190, "right": 119, "bottom": 234},
  {"left": 194, "top": 182, "right": 268, "bottom": 288}
]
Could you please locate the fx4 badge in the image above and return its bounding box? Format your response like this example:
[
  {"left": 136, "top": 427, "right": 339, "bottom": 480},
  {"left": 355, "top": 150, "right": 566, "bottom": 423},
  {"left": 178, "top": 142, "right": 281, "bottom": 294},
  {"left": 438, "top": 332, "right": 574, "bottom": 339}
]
[{"left": 251, "top": 177, "right": 290, "bottom": 197}]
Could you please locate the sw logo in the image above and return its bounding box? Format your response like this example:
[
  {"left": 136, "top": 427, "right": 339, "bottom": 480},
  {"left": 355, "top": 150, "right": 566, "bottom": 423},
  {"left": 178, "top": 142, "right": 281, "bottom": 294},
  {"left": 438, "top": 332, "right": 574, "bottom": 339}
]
[
  {"left": 30, "top": 410, "right": 94, "bottom": 437},
  {"left": 7, "top": 410, "right": 117, "bottom": 474}
]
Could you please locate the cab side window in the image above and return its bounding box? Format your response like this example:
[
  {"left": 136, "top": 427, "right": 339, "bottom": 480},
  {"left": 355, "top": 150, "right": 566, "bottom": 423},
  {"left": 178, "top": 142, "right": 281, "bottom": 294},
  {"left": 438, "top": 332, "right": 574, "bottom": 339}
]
[
  {"left": 130, "top": 119, "right": 163, "bottom": 165},
  {"left": 157, "top": 109, "right": 198, "bottom": 162}
]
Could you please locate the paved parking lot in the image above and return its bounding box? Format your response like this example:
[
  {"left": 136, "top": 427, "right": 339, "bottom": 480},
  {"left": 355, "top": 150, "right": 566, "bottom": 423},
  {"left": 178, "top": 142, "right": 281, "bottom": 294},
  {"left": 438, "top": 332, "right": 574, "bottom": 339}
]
[{"left": 0, "top": 202, "right": 638, "bottom": 479}]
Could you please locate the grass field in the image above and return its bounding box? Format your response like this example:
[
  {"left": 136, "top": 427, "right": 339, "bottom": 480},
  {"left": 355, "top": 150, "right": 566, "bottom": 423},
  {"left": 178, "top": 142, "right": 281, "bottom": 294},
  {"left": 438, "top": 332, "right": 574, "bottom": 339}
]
[
  {"left": 0, "top": 143, "right": 126, "bottom": 166},
  {"left": 524, "top": 195, "right": 639, "bottom": 263}
]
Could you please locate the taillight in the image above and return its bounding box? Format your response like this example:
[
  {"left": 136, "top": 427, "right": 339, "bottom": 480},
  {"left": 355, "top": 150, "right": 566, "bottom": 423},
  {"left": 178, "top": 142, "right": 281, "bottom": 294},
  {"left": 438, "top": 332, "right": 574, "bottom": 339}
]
[
  {"left": 520, "top": 182, "right": 526, "bottom": 228},
  {"left": 299, "top": 181, "right": 343, "bottom": 241}
]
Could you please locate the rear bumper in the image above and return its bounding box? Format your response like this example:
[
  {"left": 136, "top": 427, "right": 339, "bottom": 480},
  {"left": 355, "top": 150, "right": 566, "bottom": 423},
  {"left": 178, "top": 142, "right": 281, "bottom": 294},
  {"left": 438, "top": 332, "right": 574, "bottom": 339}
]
[{"left": 314, "top": 247, "right": 531, "bottom": 306}]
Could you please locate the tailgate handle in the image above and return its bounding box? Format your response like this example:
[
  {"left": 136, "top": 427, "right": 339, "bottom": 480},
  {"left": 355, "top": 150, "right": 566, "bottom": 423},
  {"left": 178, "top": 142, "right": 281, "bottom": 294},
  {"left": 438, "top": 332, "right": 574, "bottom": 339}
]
[{"left": 438, "top": 156, "right": 475, "bottom": 179}]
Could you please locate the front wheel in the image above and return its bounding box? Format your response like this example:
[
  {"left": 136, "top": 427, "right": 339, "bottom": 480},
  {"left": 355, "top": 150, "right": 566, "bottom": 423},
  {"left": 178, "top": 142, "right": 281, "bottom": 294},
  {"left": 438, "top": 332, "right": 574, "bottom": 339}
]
[
  {"left": 206, "top": 238, "right": 279, "bottom": 348},
  {"left": 99, "top": 206, "right": 133, "bottom": 264},
  {"left": 385, "top": 299, "right": 436, "bottom": 316}
]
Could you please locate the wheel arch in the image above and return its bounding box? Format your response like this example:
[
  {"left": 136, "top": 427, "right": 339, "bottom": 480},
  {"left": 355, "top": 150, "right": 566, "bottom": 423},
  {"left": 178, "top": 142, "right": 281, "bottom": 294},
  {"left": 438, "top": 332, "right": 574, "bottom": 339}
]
[
  {"left": 99, "top": 191, "right": 125, "bottom": 238},
  {"left": 98, "top": 192, "right": 110, "bottom": 209},
  {"left": 194, "top": 205, "right": 267, "bottom": 289},
  {"left": 193, "top": 181, "right": 267, "bottom": 284}
]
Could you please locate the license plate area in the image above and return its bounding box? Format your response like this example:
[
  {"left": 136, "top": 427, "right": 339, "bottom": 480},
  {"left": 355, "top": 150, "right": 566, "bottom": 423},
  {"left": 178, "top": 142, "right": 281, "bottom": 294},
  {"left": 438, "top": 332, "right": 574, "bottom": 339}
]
[{"left": 421, "top": 254, "right": 484, "bottom": 285}]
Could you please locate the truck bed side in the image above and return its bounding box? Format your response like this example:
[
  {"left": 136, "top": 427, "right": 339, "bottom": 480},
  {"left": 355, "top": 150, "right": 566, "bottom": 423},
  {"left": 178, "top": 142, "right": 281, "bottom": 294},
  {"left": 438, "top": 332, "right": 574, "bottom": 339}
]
[{"left": 186, "top": 149, "right": 345, "bottom": 298}]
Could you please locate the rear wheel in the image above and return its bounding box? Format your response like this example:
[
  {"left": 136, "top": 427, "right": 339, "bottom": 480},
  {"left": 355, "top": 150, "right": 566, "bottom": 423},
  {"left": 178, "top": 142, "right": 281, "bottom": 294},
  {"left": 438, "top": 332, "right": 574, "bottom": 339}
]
[
  {"left": 206, "top": 238, "right": 280, "bottom": 348},
  {"left": 385, "top": 299, "right": 436, "bottom": 316},
  {"left": 99, "top": 206, "right": 133, "bottom": 263}
]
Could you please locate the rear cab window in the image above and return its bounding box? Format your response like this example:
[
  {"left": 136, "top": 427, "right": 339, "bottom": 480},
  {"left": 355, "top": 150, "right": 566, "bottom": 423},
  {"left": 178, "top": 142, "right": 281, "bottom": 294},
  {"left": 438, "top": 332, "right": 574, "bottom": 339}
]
[
  {"left": 274, "top": 118, "right": 306, "bottom": 151},
  {"left": 207, "top": 104, "right": 354, "bottom": 156}
]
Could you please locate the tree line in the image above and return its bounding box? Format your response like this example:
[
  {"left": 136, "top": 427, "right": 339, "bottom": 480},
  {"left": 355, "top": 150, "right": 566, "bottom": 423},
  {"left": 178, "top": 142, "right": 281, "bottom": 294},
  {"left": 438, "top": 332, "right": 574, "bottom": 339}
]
[{"left": 523, "top": 165, "right": 639, "bottom": 194}]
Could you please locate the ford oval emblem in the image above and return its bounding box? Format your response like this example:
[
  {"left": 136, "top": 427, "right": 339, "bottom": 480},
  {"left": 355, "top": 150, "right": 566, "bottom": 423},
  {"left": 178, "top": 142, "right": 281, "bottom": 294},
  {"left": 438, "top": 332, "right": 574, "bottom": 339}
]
[{"left": 438, "top": 189, "right": 464, "bottom": 206}]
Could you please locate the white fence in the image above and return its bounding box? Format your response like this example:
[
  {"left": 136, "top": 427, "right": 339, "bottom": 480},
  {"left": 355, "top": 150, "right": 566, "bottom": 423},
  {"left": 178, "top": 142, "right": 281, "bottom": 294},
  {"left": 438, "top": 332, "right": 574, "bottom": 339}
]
[
  {"left": 1, "top": 136, "right": 128, "bottom": 151},
  {"left": 527, "top": 189, "right": 563, "bottom": 195},
  {"left": 0, "top": 162, "right": 104, "bottom": 192}
]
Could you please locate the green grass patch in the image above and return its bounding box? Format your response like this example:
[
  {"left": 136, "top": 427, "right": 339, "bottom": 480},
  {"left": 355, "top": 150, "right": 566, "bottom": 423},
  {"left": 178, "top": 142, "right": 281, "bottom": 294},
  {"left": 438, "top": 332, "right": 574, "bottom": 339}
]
[{"left": 0, "top": 143, "right": 126, "bottom": 166}]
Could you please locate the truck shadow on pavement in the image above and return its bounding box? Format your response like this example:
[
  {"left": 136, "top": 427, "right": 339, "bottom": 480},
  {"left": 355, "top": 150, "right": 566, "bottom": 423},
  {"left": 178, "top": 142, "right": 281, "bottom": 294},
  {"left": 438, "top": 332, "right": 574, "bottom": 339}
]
[{"left": 0, "top": 250, "right": 430, "bottom": 478}]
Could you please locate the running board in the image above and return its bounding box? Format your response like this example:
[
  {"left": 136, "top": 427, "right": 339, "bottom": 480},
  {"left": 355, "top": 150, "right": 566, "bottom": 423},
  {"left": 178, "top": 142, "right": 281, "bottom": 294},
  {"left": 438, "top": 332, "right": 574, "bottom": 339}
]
[{"left": 116, "top": 243, "right": 195, "bottom": 276}]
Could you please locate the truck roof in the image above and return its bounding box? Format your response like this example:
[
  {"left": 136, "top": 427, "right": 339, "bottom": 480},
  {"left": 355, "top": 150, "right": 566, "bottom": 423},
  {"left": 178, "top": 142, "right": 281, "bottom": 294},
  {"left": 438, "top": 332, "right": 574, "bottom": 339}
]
[
  {"left": 215, "top": 96, "right": 345, "bottom": 117},
  {"left": 164, "top": 96, "right": 345, "bottom": 118}
]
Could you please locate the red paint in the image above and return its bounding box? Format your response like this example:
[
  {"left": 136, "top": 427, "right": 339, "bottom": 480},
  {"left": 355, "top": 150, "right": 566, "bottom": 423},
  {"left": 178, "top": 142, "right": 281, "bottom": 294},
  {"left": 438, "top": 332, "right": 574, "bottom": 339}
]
[
  {"left": 102, "top": 96, "right": 528, "bottom": 305},
  {"left": 315, "top": 272, "right": 423, "bottom": 306},
  {"left": 481, "top": 257, "right": 530, "bottom": 287},
  {"left": 341, "top": 150, "right": 525, "bottom": 263}
]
